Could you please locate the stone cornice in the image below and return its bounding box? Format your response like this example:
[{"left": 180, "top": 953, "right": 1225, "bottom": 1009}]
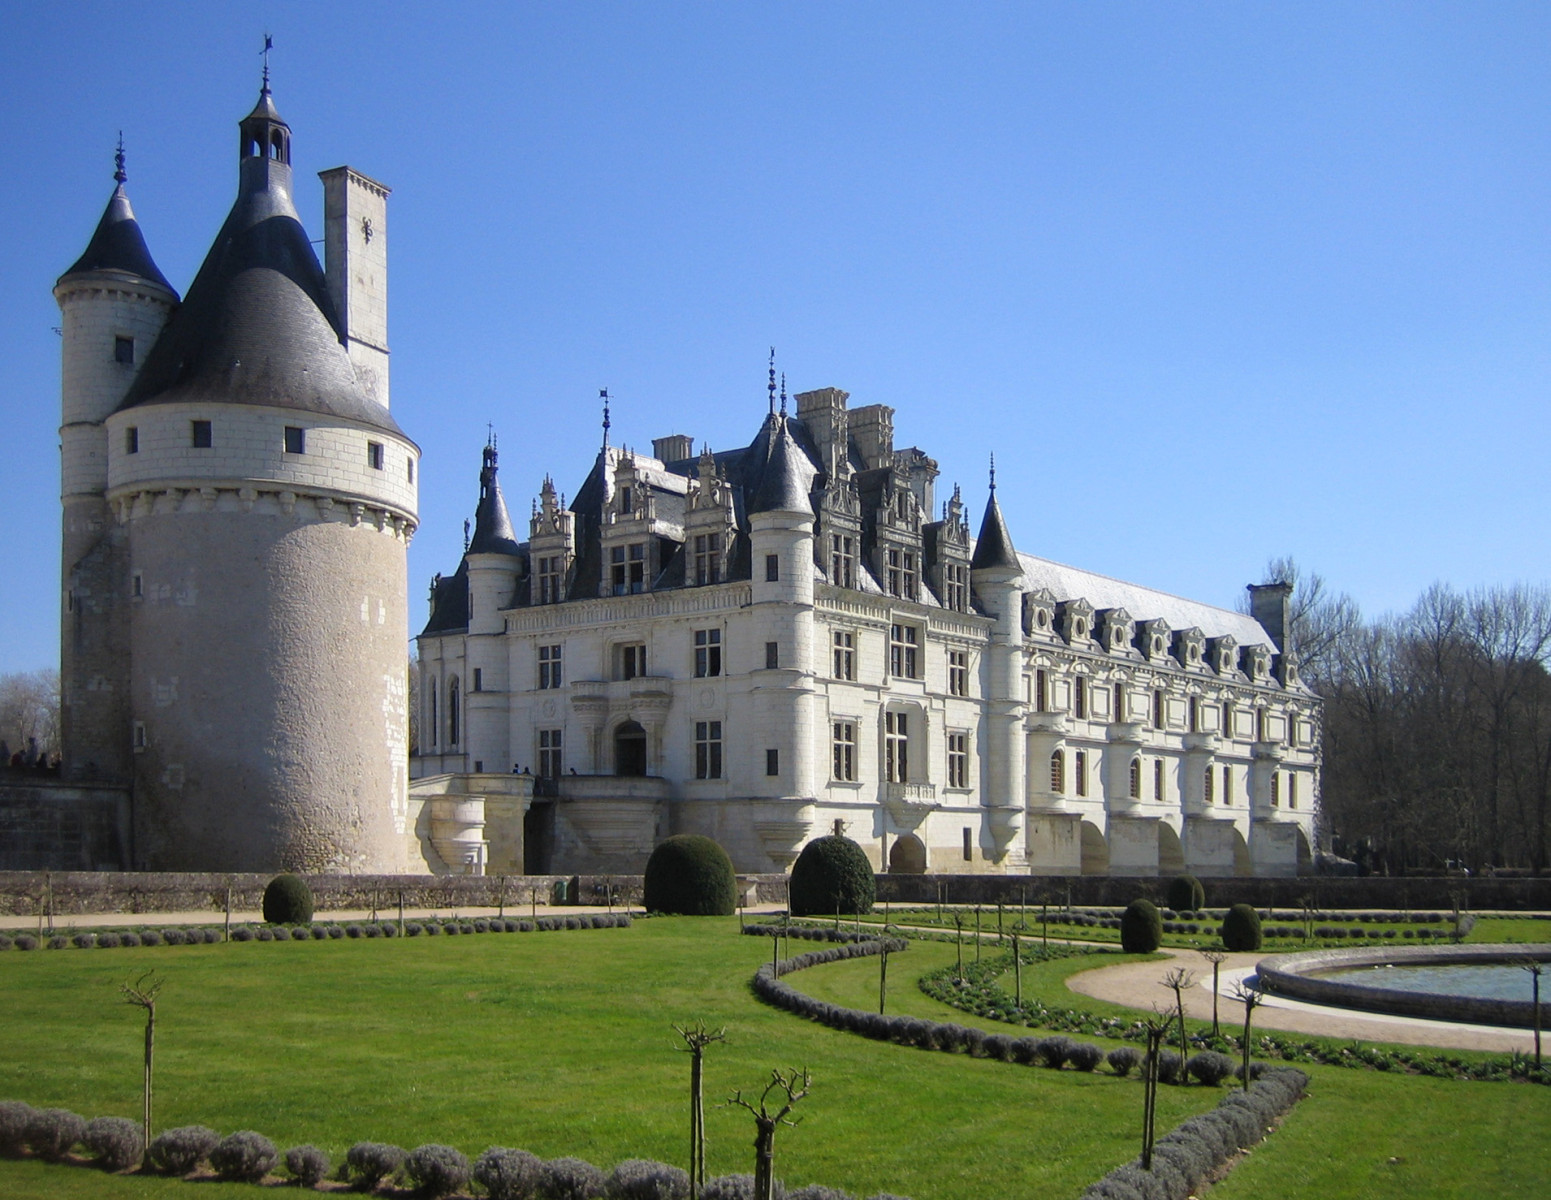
[{"left": 108, "top": 479, "right": 417, "bottom": 541}]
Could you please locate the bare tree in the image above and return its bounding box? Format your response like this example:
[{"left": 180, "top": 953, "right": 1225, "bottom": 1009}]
[
  {"left": 1244, "top": 557, "right": 1362, "bottom": 689},
  {"left": 1520, "top": 958, "right": 1544, "bottom": 1072},
  {"left": 1138, "top": 1011, "right": 1172, "bottom": 1169},
  {"left": 0, "top": 669, "right": 61, "bottom": 762},
  {"left": 1229, "top": 980, "right": 1264, "bottom": 1089},
  {"left": 1199, "top": 949, "right": 1228, "bottom": 1038},
  {"left": 121, "top": 971, "right": 164, "bottom": 1160},
  {"left": 724, "top": 1068, "right": 811, "bottom": 1200},
  {"left": 674, "top": 1021, "right": 726, "bottom": 1199},
  {"left": 1161, "top": 967, "right": 1196, "bottom": 1079}
]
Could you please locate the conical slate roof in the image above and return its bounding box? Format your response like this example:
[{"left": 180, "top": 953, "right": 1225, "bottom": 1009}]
[
  {"left": 468, "top": 445, "right": 522, "bottom": 556},
  {"left": 119, "top": 88, "right": 401, "bottom": 436},
  {"left": 59, "top": 184, "right": 174, "bottom": 292},
  {"left": 747, "top": 415, "right": 817, "bottom": 516},
  {"left": 970, "top": 489, "right": 1019, "bottom": 572}
]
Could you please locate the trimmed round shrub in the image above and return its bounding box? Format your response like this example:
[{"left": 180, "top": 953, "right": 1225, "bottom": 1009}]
[
  {"left": 139, "top": 929, "right": 163, "bottom": 946},
  {"left": 789, "top": 835, "right": 875, "bottom": 917},
  {"left": 544, "top": 1155, "right": 609, "bottom": 1200},
  {"left": 643, "top": 834, "right": 738, "bottom": 916},
  {"left": 270, "top": 925, "right": 290, "bottom": 941},
  {"left": 1166, "top": 875, "right": 1205, "bottom": 914},
  {"left": 474, "top": 1147, "right": 545, "bottom": 1200},
  {"left": 284, "top": 1144, "right": 330, "bottom": 1187},
  {"left": 701, "top": 1175, "right": 788, "bottom": 1200},
  {"left": 1221, "top": 903, "right": 1263, "bottom": 952},
  {"left": 325, "top": 924, "right": 345, "bottom": 940},
  {"left": 1119, "top": 899, "right": 1162, "bottom": 953},
  {"left": 0, "top": 1100, "right": 36, "bottom": 1155},
  {"left": 788, "top": 1187, "right": 853, "bottom": 1200},
  {"left": 97, "top": 931, "right": 122, "bottom": 949},
  {"left": 120, "top": 931, "right": 141, "bottom": 947},
  {"left": 1153, "top": 1049, "right": 1183, "bottom": 1085},
  {"left": 262, "top": 873, "right": 314, "bottom": 925},
  {"left": 148, "top": 1125, "right": 220, "bottom": 1175},
  {"left": 47, "top": 935, "right": 69, "bottom": 949},
  {"left": 1187, "top": 1051, "right": 1235, "bottom": 1086},
  {"left": 345, "top": 923, "right": 364, "bottom": 938},
  {"left": 1067, "top": 1042, "right": 1105, "bottom": 1072},
  {"left": 84, "top": 1116, "right": 143, "bottom": 1172},
  {"left": 289, "top": 925, "right": 310, "bottom": 941},
  {"left": 423, "top": 921, "right": 441, "bottom": 936},
  {"left": 210, "top": 1130, "right": 278, "bottom": 1182},
  {"left": 25, "top": 1107, "right": 85, "bottom": 1161},
  {"left": 0, "top": 933, "right": 12, "bottom": 950},
  {"left": 609, "top": 1157, "right": 692, "bottom": 1200},
  {"left": 405, "top": 1143, "right": 472, "bottom": 1197},
  {"left": 230, "top": 925, "right": 255, "bottom": 942},
  {"left": 405, "top": 921, "right": 424, "bottom": 936},
  {"left": 13, "top": 935, "right": 38, "bottom": 951},
  {"left": 345, "top": 1141, "right": 407, "bottom": 1188},
  {"left": 364, "top": 922, "right": 383, "bottom": 937}
]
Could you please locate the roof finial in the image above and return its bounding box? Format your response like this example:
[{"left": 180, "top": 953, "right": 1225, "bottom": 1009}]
[
  {"left": 261, "top": 32, "right": 273, "bottom": 92},
  {"left": 113, "top": 132, "right": 126, "bottom": 185},
  {"left": 780, "top": 372, "right": 788, "bottom": 417},
  {"left": 462, "top": 518, "right": 471, "bottom": 552},
  {"left": 989, "top": 453, "right": 997, "bottom": 494},
  {"left": 768, "top": 347, "right": 777, "bottom": 415},
  {"left": 599, "top": 388, "right": 611, "bottom": 451}
]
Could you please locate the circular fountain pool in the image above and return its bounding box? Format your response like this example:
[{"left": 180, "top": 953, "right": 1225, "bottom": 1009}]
[{"left": 1257, "top": 943, "right": 1551, "bottom": 1028}]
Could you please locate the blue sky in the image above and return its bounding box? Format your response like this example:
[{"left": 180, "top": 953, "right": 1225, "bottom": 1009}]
[{"left": 3, "top": 3, "right": 1549, "bottom": 674}]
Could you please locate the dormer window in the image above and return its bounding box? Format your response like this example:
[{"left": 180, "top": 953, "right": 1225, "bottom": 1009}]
[
  {"left": 693, "top": 533, "right": 723, "bottom": 585},
  {"left": 886, "top": 548, "right": 918, "bottom": 600},
  {"left": 942, "top": 563, "right": 968, "bottom": 612},
  {"left": 618, "top": 485, "right": 633, "bottom": 515},
  {"left": 610, "top": 543, "right": 646, "bottom": 595},
  {"left": 830, "top": 534, "right": 856, "bottom": 588}
]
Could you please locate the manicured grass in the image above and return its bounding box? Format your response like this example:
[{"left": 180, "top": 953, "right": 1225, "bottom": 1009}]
[
  {"left": 1465, "top": 917, "right": 1551, "bottom": 943},
  {"left": 0, "top": 921, "right": 1200, "bottom": 1200}
]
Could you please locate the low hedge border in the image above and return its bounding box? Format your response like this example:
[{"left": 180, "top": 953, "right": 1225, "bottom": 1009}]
[
  {"left": 1080, "top": 1067, "right": 1310, "bottom": 1200},
  {"left": 0, "top": 913, "right": 631, "bottom": 954},
  {"left": 919, "top": 954, "right": 1551, "bottom": 1086}
]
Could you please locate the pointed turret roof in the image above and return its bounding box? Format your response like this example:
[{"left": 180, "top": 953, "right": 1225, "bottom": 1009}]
[
  {"left": 118, "top": 82, "right": 402, "bottom": 436},
  {"left": 747, "top": 414, "right": 817, "bottom": 516},
  {"left": 58, "top": 155, "right": 174, "bottom": 292},
  {"left": 468, "top": 443, "right": 522, "bottom": 556},
  {"left": 970, "top": 481, "right": 1019, "bottom": 573}
]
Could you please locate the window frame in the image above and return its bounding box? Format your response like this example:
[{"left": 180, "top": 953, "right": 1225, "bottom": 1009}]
[
  {"left": 947, "top": 649, "right": 969, "bottom": 697},
  {"left": 694, "top": 720, "right": 723, "bottom": 780},
  {"left": 693, "top": 628, "right": 722, "bottom": 678},
  {"left": 538, "top": 728, "right": 563, "bottom": 778},
  {"left": 832, "top": 630, "right": 856, "bottom": 681},
  {"left": 283, "top": 425, "right": 306, "bottom": 455},
  {"left": 946, "top": 730, "right": 969, "bottom": 789},
  {"left": 832, "top": 720, "right": 857, "bottom": 782},
  {"left": 889, "top": 622, "right": 921, "bottom": 679},
  {"left": 538, "top": 644, "right": 563, "bottom": 689},
  {"left": 884, "top": 709, "right": 909, "bottom": 783}
]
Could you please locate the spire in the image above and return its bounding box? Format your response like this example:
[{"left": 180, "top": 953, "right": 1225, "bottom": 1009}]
[
  {"left": 748, "top": 417, "right": 816, "bottom": 517},
  {"left": 468, "top": 438, "right": 522, "bottom": 556},
  {"left": 57, "top": 138, "right": 174, "bottom": 291},
  {"left": 780, "top": 372, "right": 788, "bottom": 418},
  {"left": 240, "top": 36, "right": 290, "bottom": 170},
  {"left": 768, "top": 347, "right": 777, "bottom": 415},
  {"left": 970, "top": 469, "right": 1020, "bottom": 574},
  {"left": 600, "top": 388, "right": 611, "bottom": 451}
]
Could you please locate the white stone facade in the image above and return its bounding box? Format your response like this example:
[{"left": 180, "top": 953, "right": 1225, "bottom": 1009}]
[{"left": 414, "top": 390, "right": 1319, "bottom": 879}]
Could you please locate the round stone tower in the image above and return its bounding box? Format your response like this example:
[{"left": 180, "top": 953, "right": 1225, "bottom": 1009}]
[
  {"left": 55, "top": 148, "right": 179, "bottom": 782},
  {"left": 91, "top": 79, "right": 419, "bottom": 872}
]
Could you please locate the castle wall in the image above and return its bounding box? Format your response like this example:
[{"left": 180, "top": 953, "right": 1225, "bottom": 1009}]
[{"left": 0, "top": 778, "right": 131, "bottom": 871}]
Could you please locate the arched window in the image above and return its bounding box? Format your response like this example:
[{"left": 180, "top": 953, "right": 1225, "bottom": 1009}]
[
  {"left": 1050, "top": 750, "right": 1065, "bottom": 794},
  {"left": 447, "top": 677, "right": 461, "bottom": 747},
  {"left": 1128, "top": 758, "right": 1141, "bottom": 799}
]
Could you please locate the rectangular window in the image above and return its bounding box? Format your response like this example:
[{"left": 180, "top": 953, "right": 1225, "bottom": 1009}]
[
  {"left": 537, "top": 555, "right": 563, "bottom": 604},
  {"left": 693, "top": 533, "right": 723, "bottom": 585},
  {"left": 284, "top": 426, "right": 305, "bottom": 455},
  {"left": 1189, "top": 696, "right": 1200, "bottom": 732},
  {"left": 610, "top": 542, "right": 646, "bottom": 595},
  {"left": 1222, "top": 703, "right": 1234, "bottom": 738},
  {"left": 1223, "top": 766, "right": 1234, "bottom": 805},
  {"left": 830, "top": 534, "right": 855, "bottom": 588},
  {"left": 125, "top": 426, "right": 139, "bottom": 454},
  {"left": 962, "top": 827, "right": 973, "bottom": 862},
  {"left": 885, "top": 549, "right": 920, "bottom": 600},
  {"left": 766, "top": 748, "right": 779, "bottom": 777},
  {"left": 131, "top": 572, "right": 143, "bottom": 598},
  {"left": 832, "top": 721, "right": 856, "bottom": 782},
  {"left": 538, "top": 728, "right": 562, "bottom": 777},
  {"left": 765, "top": 553, "right": 780, "bottom": 582},
  {"left": 114, "top": 335, "right": 135, "bottom": 364},
  {"left": 191, "top": 420, "right": 212, "bottom": 448},
  {"left": 1289, "top": 773, "right": 1298, "bottom": 809},
  {"left": 886, "top": 548, "right": 902, "bottom": 597},
  {"left": 1271, "top": 772, "right": 1281, "bottom": 807},
  {"left": 1154, "top": 758, "right": 1164, "bottom": 801},
  {"left": 408, "top": 458, "right": 415, "bottom": 483},
  {"left": 695, "top": 720, "right": 723, "bottom": 779},
  {"left": 1075, "top": 749, "right": 1087, "bottom": 797},
  {"left": 132, "top": 721, "right": 147, "bottom": 751},
  {"left": 765, "top": 641, "right": 779, "bottom": 670},
  {"left": 538, "top": 644, "right": 563, "bottom": 689},
  {"left": 832, "top": 630, "right": 855, "bottom": 680},
  {"left": 693, "top": 628, "right": 722, "bottom": 678},
  {"left": 1114, "top": 683, "right": 1127, "bottom": 722},
  {"left": 368, "top": 441, "right": 385, "bottom": 470},
  {"left": 1074, "top": 676, "right": 1088, "bottom": 719},
  {"left": 942, "top": 563, "right": 968, "bottom": 612},
  {"left": 1035, "top": 668, "right": 1049, "bottom": 712},
  {"left": 616, "top": 643, "right": 646, "bottom": 680},
  {"left": 1256, "top": 708, "right": 1268, "bottom": 742},
  {"left": 472, "top": 668, "right": 483, "bottom": 692},
  {"left": 889, "top": 623, "right": 920, "bottom": 679},
  {"left": 948, "top": 650, "right": 969, "bottom": 697},
  {"left": 1153, "top": 690, "right": 1165, "bottom": 730},
  {"left": 947, "top": 731, "right": 969, "bottom": 788},
  {"left": 1204, "top": 765, "right": 1215, "bottom": 804},
  {"left": 903, "top": 552, "right": 919, "bottom": 601},
  {"left": 884, "top": 710, "right": 909, "bottom": 783},
  {"left": 1050, "top": 749, "right": 1065, "bottom": 794}
]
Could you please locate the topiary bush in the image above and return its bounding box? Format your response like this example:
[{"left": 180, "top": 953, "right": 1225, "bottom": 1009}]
[
  {"left": 405, "top": 1143, "right": 472, "bottom": 1197},
  {"left": 474, "top": 1147, "right": 546, "bottom": 1200},
  {"left": 1221, "top": 903, "right": 1263, "bottom": 952},
  {"left": 608, "top": 1158, "right": 691, "bottom": 1200},
  {"left": 148, "top": 1125, "right": 220, "bottom": 1176},
  {"left": 1166, "top": 874, "right": 1205, "bottom": 914},
  {"left": 25, "top": 1107, "right": 85, "bottom": 1161},
  {"left": 262, "top": 873, "right": 314, "bottom": 925},
  {"left": 345, "top": 1142, "right": 407, "bottom": 1189},
  {"left": 1187, "top": 1051, "right": 1236, "bottom": 1087},
  {"left": 701, "top": 1175, "right": 787, "bottom": 1200},
  {"left": 1067, "top": 1042, "right": 1104, "bottom": 1072},
  {"left": 543, "top": 1155, "right": 609, "bottom": 1200},
  {"left": 210, "top": 1130, "right": 277, "bottom": 1182},
  {"left": 642, "top": 834, "right": 738, "bottom": 916},
  {"left": 789, "top": 835, "right": 875, "bottom": 917},
  {"left": 84, "top": 1116, "right": 143, "bottom": 1172},
  {"left": 1119, "top": 899, "right": 1162, "bottom": 953},
  {"left": 0, "top": 1101, "right": 36, "bottom": 1156},
  {"left": 284, "top": 1144, "right": 330, "bottom": 1188}
]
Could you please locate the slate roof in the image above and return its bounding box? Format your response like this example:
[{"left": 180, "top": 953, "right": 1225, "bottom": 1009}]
[
  {"left": 467, "top": 446, "right": 522, "bottom": 557},
  {"left": 59, "top": 184, "right": 174, "bottom": 292},
  {"left": 747, "top": 415, "right": 817, "bottom": 516},
  {"left": 969, "top": 491, "right": 1019, "bottom": 572}
]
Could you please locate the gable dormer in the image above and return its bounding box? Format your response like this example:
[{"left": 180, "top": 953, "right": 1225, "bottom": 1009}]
[
  {"left": 1097, "top": 608, "right": 1135, "bottom": 656},
  {"left": 529, "top": 475, "right": 575, "bottom": 604},
  {"left": 599, "top": 451, "right": 662, "bottom": 596},
  {"left": 1173, "top": 627, "right": 1206, "bottom": 670},
  {"left": 1136, "top": 617, "right": 1172, "bottom": 664},
  {"left": 926, "top": 483, "right": 971, "bottom": 611},
  {"left": 1241, "top": 643, "right": 1273, "bottom": 684},
  {"left": 872, "top": 472, "right": 924, "bottom": 601},
  {"left": 1207, "top": 634, "right": 1239, "bottom": 677},
  {"left": 1058, "top": 597, "right": 1095, "bottom": 646},
  {"left": 683, "top": 445, "right": 737, "bottom": 586},
  {"left": 1022, "top": 587, "right": 1057, "bottom": 637}
]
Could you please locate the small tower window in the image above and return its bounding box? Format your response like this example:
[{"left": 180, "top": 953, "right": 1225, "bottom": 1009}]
[
  {"left": 1050, "top": 749, "right": 1064, "bottom": 794},
  {"left": 765, "top": 641, "right": 779, "bottom": 670},
  {"left": 132, "top": 721, "right": 147, "bottom": 751},
  {"left": 1129, "top": 757, "right": 1142, "bottom": 799},
  {"left": 284, "top": 426, "right": 305, "bottom": 455},
  {"left": 131, "top": 572, "right": 143, "bottom": 598},
  {"left": 765, "top": 553, "right": 780, "bottom": 582},
  {"left": 114, "top": 336, "right": 134, "bottom": 364},
  {"left": 407, "top": 458, "right": 415, "bottom": 483},
  {"left": 125, "top": 427, "right": 139, "bottom": 454},
  {"left": 191, "top": 420, "right": 212, "bottom": 448},
  {"left": 766, "top": 748, "right": 780, "bottom": 777},
  {"left": 368, "top": 441, "right": 385, "bottom": 470}
]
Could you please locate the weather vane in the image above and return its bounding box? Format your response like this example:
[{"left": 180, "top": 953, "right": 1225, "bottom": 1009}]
[
  {"left": 261, "top": 33, "right": 273, "bottom": 89},
  {"left": 114, "top": 132, "right": 126, "bottom": 185}
]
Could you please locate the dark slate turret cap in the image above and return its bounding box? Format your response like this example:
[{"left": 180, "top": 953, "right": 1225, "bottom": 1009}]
[
  {"left": 747, "top": 415, "right": 816, "bottom": 516},
  {"left": 58, "top": 149, "right": 175, "bottom": 292},
  {"left": 117, "top": 82, "right": 402, "bottom": 436},
  {"left": 970, "top": 462, "right": 1020, "bottom": 573},
  {"left": 468, "top": 443, "right": 522, "bottom": 556}
]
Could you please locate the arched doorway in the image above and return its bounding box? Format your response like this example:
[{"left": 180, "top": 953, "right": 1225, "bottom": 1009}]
[
  {"left": 614, "top": 720, "right": 648, "bottom": 776},
  {"left": 888, "top": 833, "right": 927, "bottom": 874}
]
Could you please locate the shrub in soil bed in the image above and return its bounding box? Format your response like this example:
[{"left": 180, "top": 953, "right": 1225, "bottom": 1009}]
[
  {"left": 1120, "top": 899, "right": 1162, "bottom": 953},
  {"left": 345, "top": 1141, "right": 407, "bottom": 1188},
  {"left": 542, "top": 1154, "right": 609, "bottom": 1200},
  {"left": 405, "top": 1143, "right": 472, "bottom": 1197},
  {"left": 0, "top": 1100, "right": 36, "bottom": 1155},
  {"left": 1221, "top": 903, "right": 1263, "bottom": 952},
  {"left": 210, "top": 1130, "right": 277, "bottom": 1182},
  {"left": 25, "top": 1107, "right": 85, "bottom": 1161},
  {"left": 284, "top": 1144, "right": 330, "bottom": 1187},
  {"left": 608, "top": 1158, "right": 692, "bottom": 1200},
  {"left": 474, "top": 1147, "right": 546, "bottom": 1200},
  {"left": 148, "top": 1125, "right": 221, "bottom": 1176},
  {"left": 84, "top": 1116, "right": 143, "bottom": 1172},
  {"left": 1166, "top": 875, "right": 1206, "bottom": 914}
]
